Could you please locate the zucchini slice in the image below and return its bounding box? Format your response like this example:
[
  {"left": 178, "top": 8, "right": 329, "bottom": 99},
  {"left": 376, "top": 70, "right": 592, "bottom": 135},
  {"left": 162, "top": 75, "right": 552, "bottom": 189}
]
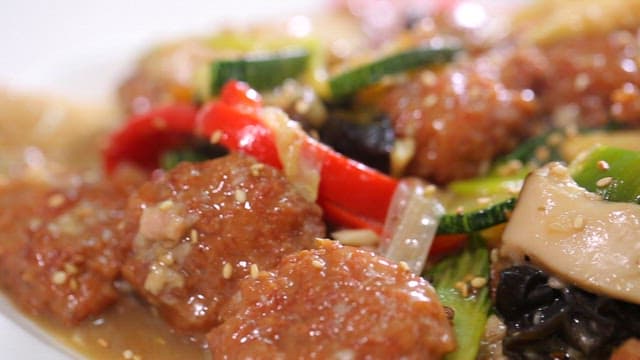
[
  {"left": 437, "top": 198, "right": 517, "bottom": 234},
  {"left": 201, "top": 48, "right": 310, "bottom": 96},
  {"left": 328, "top": 45, "right": 460, "bottom": 99}
]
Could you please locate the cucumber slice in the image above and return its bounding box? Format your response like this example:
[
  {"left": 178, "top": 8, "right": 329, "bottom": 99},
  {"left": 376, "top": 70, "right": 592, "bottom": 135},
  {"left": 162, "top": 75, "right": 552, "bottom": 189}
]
[
  {"left": 426, "top": 235, "right": 491, "bottom": 360},
  {"left": 201, "top": 48, "right": 310, "bottom": 96},
  {"left": 437, "top": 198, "right": 517, "bottom": 235},
  {"left": 328, "top": 45, "right": 460, "bottom": 99}
]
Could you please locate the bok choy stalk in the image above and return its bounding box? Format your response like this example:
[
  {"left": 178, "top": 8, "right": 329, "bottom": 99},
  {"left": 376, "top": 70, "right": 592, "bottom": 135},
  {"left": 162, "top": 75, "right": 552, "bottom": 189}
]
[{"left": 427, "top": 235, "right": 491, "bottom": 360}]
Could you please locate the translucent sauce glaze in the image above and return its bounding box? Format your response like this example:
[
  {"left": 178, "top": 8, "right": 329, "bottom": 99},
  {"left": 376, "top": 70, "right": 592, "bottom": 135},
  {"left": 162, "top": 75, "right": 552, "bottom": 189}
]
[
  {"left": 32, "top": 293, "right": 209, "bottom": 360},
  {"left": 0, "top": 89, "right": 119, "bottom": 176},
  {"left": 0, "top": 90, "right": 208, "bottom": 359}
]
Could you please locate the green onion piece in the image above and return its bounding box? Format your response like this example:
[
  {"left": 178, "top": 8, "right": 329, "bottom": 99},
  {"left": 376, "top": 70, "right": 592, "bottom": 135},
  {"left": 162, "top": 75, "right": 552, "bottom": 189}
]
[
  {"left": 570, "top": 146, "right": 640, "bottom": 203},
  {"left": 426, "top": 235, "right": 490, "bottom": 360}
]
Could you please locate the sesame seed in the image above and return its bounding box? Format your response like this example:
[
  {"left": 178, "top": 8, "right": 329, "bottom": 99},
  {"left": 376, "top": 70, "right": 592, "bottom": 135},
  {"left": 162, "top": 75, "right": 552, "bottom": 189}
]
[
  {"left": 123, "top": 349, "right": 134, "bottom": 359},
  {"left": 234, "top": 189, "right": 247, "bottom": 203},
  {"left": 470, "top": 277, "right": 487, "bottom": 288},
  {"left": 133, "top": 355, "right": 142, "bottom": 360},
  {"left": 423, "top": 184, "right": 437, "bottom": 196},
  {"left": 158, "top": 200, "right": 174, "bottom": 210},
  {"left": 250, "top": 264, "right": 260, "bottom": 279},
  {"left": 476, "top": 197, "right": 491, "bottom": 206},
  {"left": 497, "top": 159, "right": 524, "bottom": 176},
  {"left": 398, "top": 261, "right": 410, "bottom": 272},
  {"left": 309, "top": 129, "right": 320, "bottom": 140},
  {"left": 28, "top": 218, "right": 43, "bottom": 231},
  {"left": 549, "top": 163, "right": 569, "bottom": 178},
  {"left": 420, "top": 71, "right": 438, "bottom": 87},
  {"left": 573, "top": 215, "right": 585, "bottom": 229},
  {"left": 294, "top": 99, "right": 311, "bottom": 114},
  {"left": 574, "top": 73, "right": 591, "bottom": 91},
  {"left": 507, "top": 183, "right": 521, "bottom": 195},
  {"left": 51, "top": 271, "right": 68, "bottom": 285},
  {"left": 48, "top": 194, "right": 65, "bottom": 208},
  {"left": 455, "top": 206, "right": 465, "bottom": 215},
  {"left": 546, "top": 132, "right": 563, "bottom": 146},
  {"left": 547, "top": 276, "right": 566, "bottom": 289},
  {"left": 454, "top": 281, "right": 469, "bottom": 297},
  {"left": 222, "top": 263, "right": 233, "bottom": 279},
  {"left": 311, "top": 259, "right": 325, "bottom": 269},
  {"left": 490, "top": 249, "right": 499, "bottom": 263},
  {"left": 97, "top": 338, "right": 109, "bottom": 348},
  {"left": 597, "top": 160, "right": 610, "bottom": 171},
  {"left": 209, "top": 130, "right": 223, "bottom": 144},
  {"left": 463, "top": 274, "right": 475, "bottom": 282},
  {"left": 250, "top": 163, "right": 264, "bottom": 176},
  {"left": 69, "top": 278, "right": 78, "bottom": 291},
  {"left": 564, "top": 124, "right": 578, "bottom": 138},
  {"left": 508, "top": 159, "right": 522, "bottom": 172},
  {"left": 549, "top": 222, "right": 568, "bottom": 232},
  {"left": 64, "top": 263, "right": 78, "bottom": 275},
  {"left": 535, "top": 146, "right": 550, "bottom": 162},
  {"left": 190, "top": 229, "right": 199, "bottom": 243},
  {"left": 422, "top": 94, "right": 438, "bottom": 107},
  {"left": 596, "top": 177, "right": 613, "bottom": 188},
  {"left": 160, "top": 252, "right": 174, "bottom": 266}
]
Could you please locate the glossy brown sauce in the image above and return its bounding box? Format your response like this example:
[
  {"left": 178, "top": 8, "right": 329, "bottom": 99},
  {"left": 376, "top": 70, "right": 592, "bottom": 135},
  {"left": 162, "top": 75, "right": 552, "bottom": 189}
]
[
  {"left": 32, "top": 293, "right": 209, "bottom": 359},
  {"left": 0, "top": 90, "right": 209, "bottom": 359}
]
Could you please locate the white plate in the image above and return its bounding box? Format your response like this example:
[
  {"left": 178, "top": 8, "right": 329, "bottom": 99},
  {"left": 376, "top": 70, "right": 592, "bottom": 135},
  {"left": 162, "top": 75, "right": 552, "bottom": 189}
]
[{"left": 0, "top": 0, "right": 321, "bottom": 358}]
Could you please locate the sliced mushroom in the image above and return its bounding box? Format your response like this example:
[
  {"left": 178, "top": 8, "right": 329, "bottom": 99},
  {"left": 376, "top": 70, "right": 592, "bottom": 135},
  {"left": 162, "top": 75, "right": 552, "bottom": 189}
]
[{"left": 501, "top": 162, "right": 640, "bottom": 305}]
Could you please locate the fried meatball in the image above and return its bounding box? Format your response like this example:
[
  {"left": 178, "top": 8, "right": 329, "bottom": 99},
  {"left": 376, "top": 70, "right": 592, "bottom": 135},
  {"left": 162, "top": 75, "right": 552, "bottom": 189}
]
[
  {"left": 121, "top": 154, "right": 325, "bottom": 332},
  {"left": 504, "top": 30, "right": 640, "bottom": 128},
  {"left": 379, "top": 52, "right": 538, "bottom": 184},
  {"left": 208, "top": 239, "right": 455, "bottom": 359},
  {"left": 380, "top": 29, "right": 640, "bottom": 184},
  {"left": 0, "top": 172, "right": 141, "bottom": 325}
]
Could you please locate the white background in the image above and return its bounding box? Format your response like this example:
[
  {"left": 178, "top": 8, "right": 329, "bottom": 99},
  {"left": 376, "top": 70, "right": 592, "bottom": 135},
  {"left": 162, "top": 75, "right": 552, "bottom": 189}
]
[{"left": 0, "top": 0, "right": 322, "bottom": 103}]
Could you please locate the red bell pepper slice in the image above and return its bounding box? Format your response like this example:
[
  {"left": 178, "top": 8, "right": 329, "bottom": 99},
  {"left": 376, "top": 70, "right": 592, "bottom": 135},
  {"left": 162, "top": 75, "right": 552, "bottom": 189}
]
[
  {"left": 196, "top": 81, "right": 398, "bottom": 231},
  {"left": 102, "top": 80, "right": 465, "bottom": 256},
  {"left": 103, "top": 104, "right": 199, "bottom": 173}
]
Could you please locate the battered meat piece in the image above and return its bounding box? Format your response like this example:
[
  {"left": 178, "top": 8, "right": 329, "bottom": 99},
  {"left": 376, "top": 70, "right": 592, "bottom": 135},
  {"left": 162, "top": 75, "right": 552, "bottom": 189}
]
[
  {"left": 503, "top": 30, "right": 640, "bottom": 128},
  {"left": 208, "top": 239, "right": 455, "bottom": 359},
  {"left": 121, "top": 154, "right": 325, "bottom": 332},
  {"left": 379, "top": 51, "right": 538, "bottom": 184},
  {"left": 0, "top": 172, "right": 141, "bottom": 325},
  {"left": 380, "top": 30, "right": 640, "bottom": 184}
]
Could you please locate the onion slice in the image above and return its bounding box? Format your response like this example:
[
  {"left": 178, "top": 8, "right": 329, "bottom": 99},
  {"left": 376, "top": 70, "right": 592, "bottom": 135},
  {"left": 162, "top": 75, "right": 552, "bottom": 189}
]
[
  {"left": 260, "top": 106, "right": 323, "bottom": 202},
  {"left": 378, "top": 179, "right": 444, "bottom": 274}
]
